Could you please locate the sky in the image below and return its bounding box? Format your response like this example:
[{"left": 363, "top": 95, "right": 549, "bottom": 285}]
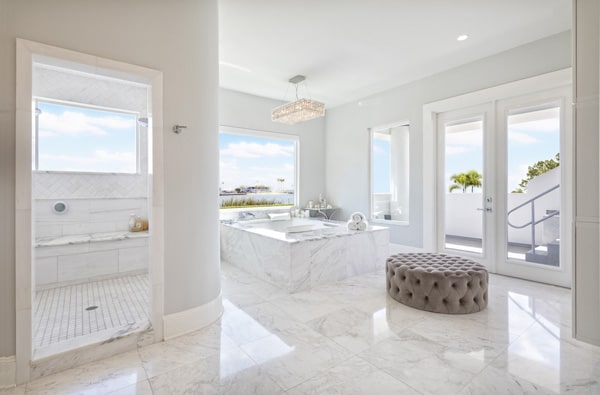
[
  {"left": 445, "top": 109, "right": 560, "bottom": 193},
  {"left": 36, "top": 101, "right": 137, "bottom": 173},
  {"left": 36, "top": 100, "right": 557, "bottom": 194},
  {"left": 219, "top": 132, "right": 295, "bottom": 192},
  {"left": 372, "top": 139, "right": 390, "bottom": 193}
]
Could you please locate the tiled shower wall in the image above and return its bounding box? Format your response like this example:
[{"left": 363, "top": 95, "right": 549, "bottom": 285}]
[
  {"left": 33, "top": 172, "right": 149, "bottom": 239},
  {"left": 32, "top": 61, "right": 150, "bottom": 239}
]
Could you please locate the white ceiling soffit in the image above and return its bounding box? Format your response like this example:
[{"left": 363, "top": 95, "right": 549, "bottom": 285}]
[{"left": 219, "top": 0, "right": 571, "bottom": 108}]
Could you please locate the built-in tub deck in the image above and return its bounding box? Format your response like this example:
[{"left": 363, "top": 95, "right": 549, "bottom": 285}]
[
  {"left": 35, "top": 230, "right": 149, "bottom": 289},
  {"left": 221, "top": 218, "right": 389, "bottom": 292}
]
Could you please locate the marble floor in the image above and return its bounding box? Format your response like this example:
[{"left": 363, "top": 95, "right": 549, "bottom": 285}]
[{"left": 4, "top": 262, "right": 600, "bottom": 394}]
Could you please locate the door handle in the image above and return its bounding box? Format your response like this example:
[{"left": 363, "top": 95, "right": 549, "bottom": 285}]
[{"left": 477, "top": 208, "right": 493, "bottom": 212}]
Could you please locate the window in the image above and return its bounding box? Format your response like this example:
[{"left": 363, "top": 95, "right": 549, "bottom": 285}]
[
  {"left": 33, "top": 100, "right": 138, "bottom": 173},
  {"left": 370, "top": 124, "right": 410, "bottom": 223},
  {"left": 219, "top": 128, "right": 298, "bottom": 209}
]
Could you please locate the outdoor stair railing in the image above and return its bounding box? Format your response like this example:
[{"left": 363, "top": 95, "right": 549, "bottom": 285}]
[{"left": 507, "top": 184, "right": 560, "bottom": 255}]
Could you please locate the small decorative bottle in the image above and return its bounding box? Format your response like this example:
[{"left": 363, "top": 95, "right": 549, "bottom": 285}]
[{"left": 128, "top": 213, "right": 137, "bottom": 231}]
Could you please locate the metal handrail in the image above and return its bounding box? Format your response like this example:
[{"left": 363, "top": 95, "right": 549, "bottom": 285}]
[{"left": 507, "top": 184, "right": 560, "bottom": 254}]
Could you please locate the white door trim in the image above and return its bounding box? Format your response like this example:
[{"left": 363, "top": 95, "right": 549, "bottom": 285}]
[{"left": 15, "top": 39, "right": 165, "bottom": 384}]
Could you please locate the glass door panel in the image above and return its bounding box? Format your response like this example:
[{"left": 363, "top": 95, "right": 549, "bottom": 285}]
[
  {"left": 443, "top": 116, "right": 485, "bottom": 254},
  {"left": 506, "top": 104, "right": 561, "bottom": 266}
]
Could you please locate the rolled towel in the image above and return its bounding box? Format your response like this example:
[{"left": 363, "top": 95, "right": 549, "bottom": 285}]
[
  {"left": 350, "top": 212, "right": 366, "bottom": 223},
  {"left": 347, "top": 220, "right": 359, "bottom": 231},
  {"left": 357, "top": 221, "right": 368, "bottom": 231}
]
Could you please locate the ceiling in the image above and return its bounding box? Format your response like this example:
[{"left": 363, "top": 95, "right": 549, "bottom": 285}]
[{"left": 219, "top": 1, "right": 571, "bottom": 108}]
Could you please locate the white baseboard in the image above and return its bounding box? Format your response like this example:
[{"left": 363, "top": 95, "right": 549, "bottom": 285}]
[
  {"left": 163, "top": 293, "right": 223, "bottom": 340},
  {"left": 389, "top": 243, "right": 428, "bottom": 254},
  {"left": 0, "top": 356, "right": 16, "bottom": 389}
]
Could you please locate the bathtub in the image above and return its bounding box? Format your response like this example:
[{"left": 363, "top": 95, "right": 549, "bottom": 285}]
[{"left": 220, "top": 218, "right": 389, "bottom": 292}]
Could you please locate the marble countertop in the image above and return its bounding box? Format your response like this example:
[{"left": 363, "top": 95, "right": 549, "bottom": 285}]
[{"left": 222, "top": 219, "right": 387, "bottom": 243}]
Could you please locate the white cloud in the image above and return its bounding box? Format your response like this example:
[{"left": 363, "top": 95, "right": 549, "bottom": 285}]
[
  {"left": 445, "top": 146, "right": 471, "bottom": 155},
  {"left": 445, "top": 130, "right": 482, "bottom": 146},
  {"left": 40, "top": 150, "right": 136, "bottom": 172},
  {"left": 39, "top": 110, "right": 135, "bottom": 137},
  {"left": 509, "top": 119, "right": 559, "bottom": 133},
  {"left": 373, "top": 145, "right": 386, "bottom": 154},
  {"left": 220, "top": 141, "right": 294, "bottom": 158},
  {"left": 508, "top": 131, "right": 539, "bottom": 144}
]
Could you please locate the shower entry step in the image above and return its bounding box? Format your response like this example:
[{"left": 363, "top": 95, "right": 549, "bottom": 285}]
[{"left": 33, "top": 273, "right": 150, "bottom": 356}]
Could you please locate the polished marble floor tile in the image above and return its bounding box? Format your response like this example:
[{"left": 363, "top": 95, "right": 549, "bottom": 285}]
[
  {"left": 359, "top": 328, "right": 487, "bottom": 394},
  {"left": 16, "top": 262, "right": 600, "bottom": 395},
  {"left": 25, "top": 350, "right": 145, "bottom": 395},
  {"left": 240, "top": 323, "right": 353, "bottom": 390},
  {"left": 286, "top": 356, "right": 419, "bottom": 395}
]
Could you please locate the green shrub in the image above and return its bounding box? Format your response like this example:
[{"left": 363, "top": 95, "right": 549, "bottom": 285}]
[{"left": 220, "top": 197, "right": 293, "bottom": 209}]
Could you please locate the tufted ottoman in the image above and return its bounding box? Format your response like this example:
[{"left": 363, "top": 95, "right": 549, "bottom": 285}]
[{"left": 386, "top": 253, "right": 488, "bottom": 314}]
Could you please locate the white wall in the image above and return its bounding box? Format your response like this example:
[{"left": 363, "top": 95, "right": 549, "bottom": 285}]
[
  {"left": 219, "top": 88, "right": 326, "bottom": 210},
  {"left": 0, "top": 0, "right": 220, "bottom": 360},
  {"left": 445, "top": 168, "right": 561, "bottom": 244},
  {"left": 325, "top": 31, "right": 571, "bottom": 247}
]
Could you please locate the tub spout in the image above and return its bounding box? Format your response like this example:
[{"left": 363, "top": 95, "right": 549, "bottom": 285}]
[{"left": 238, "top": 211, "right": 256, "bottom": 220}]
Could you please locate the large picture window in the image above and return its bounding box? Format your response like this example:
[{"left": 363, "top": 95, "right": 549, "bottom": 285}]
[
  {"left": 219, "top": 128, "right": 298, "bottom": 209},
  {"left": 33, "top": 100, "right": 138, "bottom": 173}
]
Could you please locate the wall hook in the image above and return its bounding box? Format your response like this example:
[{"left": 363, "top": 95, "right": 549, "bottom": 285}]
[{"left": 173, "top": 125, "right": 187, "bottom": 134}]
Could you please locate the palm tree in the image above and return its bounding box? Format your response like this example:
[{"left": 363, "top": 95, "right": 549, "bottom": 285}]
[
  {"left": 465, "top": 170, "right": 482, "bottom": 192},
  {"left": 449, "top": 170, "right": 483, "bottom": 193},
  {"left": 449, "top": 173, "right": 468, "bottom": 193}
]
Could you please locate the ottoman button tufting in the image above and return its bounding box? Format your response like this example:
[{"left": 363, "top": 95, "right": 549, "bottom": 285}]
[{"left": 385, "top": 253, "right": 488, "bottom": 314}]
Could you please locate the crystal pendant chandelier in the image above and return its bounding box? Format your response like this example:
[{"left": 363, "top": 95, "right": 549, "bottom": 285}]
[{"left": 272, "top": 75, "right": 325, "bottom": 124}]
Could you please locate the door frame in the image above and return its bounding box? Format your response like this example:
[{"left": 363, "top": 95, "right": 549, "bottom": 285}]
[
  {"left": 423, "top": 69, "right": 572, "bottom": 282},
  {"left": 15, "top": 39, "right": 165, "bottom": 383},
  {"left": 435, "top": 104, "right": 495, "bottom": 270}
]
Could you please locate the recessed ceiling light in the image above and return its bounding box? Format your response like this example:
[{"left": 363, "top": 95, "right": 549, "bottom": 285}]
[{"left": 457, "top": 34, "right": 469, "bottom": 42}]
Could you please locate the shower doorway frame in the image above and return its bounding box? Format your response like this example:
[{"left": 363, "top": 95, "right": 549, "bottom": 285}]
[{"left": 14, "top": 39, "right": 165, "bottom": 384}]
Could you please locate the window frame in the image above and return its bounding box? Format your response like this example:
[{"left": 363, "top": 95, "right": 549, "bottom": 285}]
[
  {"left": 32, "top": 97, "right": 141, "bottom": 174},
  {"left": 369, "top": 121, "right": 410, "bottom": 226},
  {"left": 219, "top": 125, "right": 300, "bottom": 210}
]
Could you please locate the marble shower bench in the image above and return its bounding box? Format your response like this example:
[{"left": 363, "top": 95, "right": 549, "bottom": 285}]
[
  {"left": 35, "top": 231, "right": 149, "bottom": 289},
  {"left": 220, "top": 218, "right": 389, "bottom": 292}
]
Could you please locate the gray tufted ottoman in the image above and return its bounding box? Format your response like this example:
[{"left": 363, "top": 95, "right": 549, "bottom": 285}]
[{"left": 386, "top": 253, "right": 488, "bottom": 314}]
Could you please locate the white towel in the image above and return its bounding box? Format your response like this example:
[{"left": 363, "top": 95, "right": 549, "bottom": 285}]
[
  {"left": 350, "top": 212, "right": 366, "bottom": 223},
  {"left": 357, "top": 221, "right": 368, "bottom": 231},
  {"left": 268, "top": 212, "right": 291, "bottom": 221},
  {"left": 347, "top": 220, "right": 359, "bottom": 231}
]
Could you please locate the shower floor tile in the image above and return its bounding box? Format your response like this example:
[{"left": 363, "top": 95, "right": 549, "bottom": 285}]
[{"left": 33, "top": 274, "right": 150, "bottom": 350}]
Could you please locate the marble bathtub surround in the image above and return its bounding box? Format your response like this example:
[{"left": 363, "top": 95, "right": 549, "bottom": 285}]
[
  {"left": 7, "top": 261, "right": 600, "bottom": 394},
  {"left": 221, "top": 218, "right": 390, "bottom": 292}
]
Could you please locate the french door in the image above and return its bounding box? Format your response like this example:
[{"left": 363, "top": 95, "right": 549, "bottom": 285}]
[{"left": 436, "top": 87, "right": 571, "bottom": 287}]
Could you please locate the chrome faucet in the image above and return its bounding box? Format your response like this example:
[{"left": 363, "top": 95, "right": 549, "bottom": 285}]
[{"left": 238, "top": 211, "right": 256, "bottom": 220}]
